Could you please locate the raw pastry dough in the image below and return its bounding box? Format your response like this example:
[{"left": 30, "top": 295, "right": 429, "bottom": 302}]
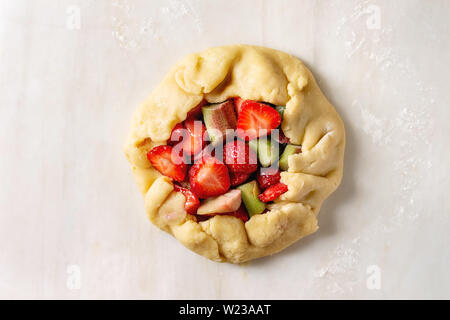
[{"left": 124, "top": 45, "right": 345, "bottom": 263}]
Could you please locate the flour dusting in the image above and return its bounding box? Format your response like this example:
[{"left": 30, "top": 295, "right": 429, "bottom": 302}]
[
  {"left": 314, "top": 238, "right": 361, "bottom": 295},
  {"left": 111, "top": 0, "right": 203, "bottom": 50},
  {"left": 333, "top": 0, "right": 433, "bottom": 228},
  {"left": 314, "top": 0, "right": 435, "bottom": 295}
]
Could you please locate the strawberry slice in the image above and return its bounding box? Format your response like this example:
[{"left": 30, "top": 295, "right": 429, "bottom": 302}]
[
  {"left": 168, "top": 123, "right": 185, "bottom": 146},
  {"left": 237, "top": 101, "right": 281, "bottom": 140},
  {"left": 147, "top": 145, "right": 187, "bottom": 182},
  {"left": 222, "top": 205, "right": 249, "bottom": 222},
  {"left": 223, "top": 140, "right": 258, "bottom": 174},
  {"left": 189, "top": 157, "right": 231, "bottom": 199},
  {"left": 229, "top": 205, "right": 249, "bottom": 222},
  {"left": 233, "top": 97, "right": 246, "bottom": 114},
  {"left": 256, "top": 167, "right": 281, "bottom": 190},
  {"left": 229, "top": 171, "right": 251, "bottom": 186},
  {"left": 173, "top": 185, "right": 200, "bottom": 215},
  {"left": 258, "top": 183, "right": 288, "bottom": 202},
  {"left": 182, "top": 119, "right": 207, "bottom": 156}
]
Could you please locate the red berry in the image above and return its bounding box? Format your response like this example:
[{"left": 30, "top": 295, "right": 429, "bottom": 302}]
[
  {"left": 229, "top": 171, "right": 251, "bottom": 186},
  {"left": 182, "top": 119, "right": 207, "bottom": 156},
  {"left": 256, "top": 167, "right": 281, "bottom": 190},
  {"left": 173, "top": 185, "right": 200, "bottom": 215},
  {"left": 147, "top": 145, "right": 187, "bottom": 182},
  {"left": 237, "top": 101, "right": 281, "bottom": 140},
  {"left": 227, "top": 205, "right": 249, "bottom": 222},
  {"left": 223, "top": 140, "right": 258, "bottom": 174},
  {"left": 168, "top": 123, "right": 185, "bottom": 145},
  {"left": 258, "top": 183, "right": 288, "bottom": 202},
  {"left": 189, "top": 157, "right": 231, "bottom": 199}
]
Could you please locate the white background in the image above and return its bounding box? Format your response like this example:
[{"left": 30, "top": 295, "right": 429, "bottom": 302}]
[{"left": 1, "top": 0, "right": 449, "bottom": 299}]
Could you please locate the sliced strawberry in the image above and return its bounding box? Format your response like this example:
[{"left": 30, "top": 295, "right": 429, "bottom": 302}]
[
  {"left": 189, "top": 157, "right": 231, "bottom": 199},
  {"left": 168, "top": 123, "right": 185, "bottom": 145},
  {"left": 256, "top": 167, "right": 281, "bottom": 190},
  {"left": 147, "top": 145, "right": 187, "bottom": 182},
  {"left": 173, "top": 184, "right": 200, "bottom": 215},
  {"left": 223, "top": 140, "right": 258, "bottom": 174},
  {"left": 230, "top": 205, "right": 249, "bottom": 222},
  {"left": 258, "top": 183, "right": 288, "bottom": 202},
  {"left": 224, "top": 205, "right": 249, "bottom": 222},
  {"left": 186, "top": 100, "right": 206, "bottom": 119},
  {"left": 182, "top": 119, "right": 207, "bottom": 156},
  {"left": 233, "top": 97, "right": 246, "bottom": 114},
  {"left": 237, "top": 101, "right": 281, "bottom": 140},
  {"left": 229, "top": 171, "right": 251, "bottom": 186}
]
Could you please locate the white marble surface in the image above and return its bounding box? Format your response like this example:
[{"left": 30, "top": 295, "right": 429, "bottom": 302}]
[{"left": 1, "top": 0, "right": 449, "bottom": 299}]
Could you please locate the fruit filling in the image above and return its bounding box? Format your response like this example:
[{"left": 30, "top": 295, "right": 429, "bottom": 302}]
[{"left": 146, "top": 98, "right": 302, "bottom": 222}]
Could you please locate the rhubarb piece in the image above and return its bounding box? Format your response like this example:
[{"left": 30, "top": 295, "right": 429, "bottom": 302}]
[
  {"left": 223, "top": 140, "right": 258, "bottom": 174},
  {"left": 248, "top": 139, "right": 258, "bottom": 153},
  {"left": 202, "top": 100, "right": 237, "bottom": 143},
  {"left": 256, "top": 167, "right": 281, "bottom": 190},
  {"left": 197, "top": 189, "right": 242, "bottom": 215},
  {"left": 255, "top": 138, "right": 278, "bottom": 167},
  {"left": 258, "top": 183, "right": 288, "bottom": 202},
  {"left": 173, "top": 185, "right": 200, "bottom": 215},
  {"left": 237, "top": 101, "right": 281, "bottom": 140},
  {"left": 189, "top": 156, "right": 231, "bottom": 199},
  {"left": 279, "top": 144, "right": 302, "bottom": 171},
  {"left": 237, "top": 180, "right": 266, "bottom": 217},
  {"left": 229, "top": 171, "right": 251, "bottom": 186},
  {"left": 147, "top": 145, "right": 187, "bottom": 182},
  {"left": 275, "top": 106, "right": 285, "bottom": 118}
]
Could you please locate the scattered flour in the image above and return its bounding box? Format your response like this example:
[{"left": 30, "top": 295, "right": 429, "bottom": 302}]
[
  {"left": 314, "top": 238, "right": 361, "bottom": 295},
  {"left": 314, "top": 0, "right": 435, "bottom": 295},
  {"left": 110, "top": 0, "right": 203, "bottom": 50}
]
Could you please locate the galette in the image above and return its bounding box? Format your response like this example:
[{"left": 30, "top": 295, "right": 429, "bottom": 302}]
[{"left": 124, "top": 45, "right": 345, "bottom": 263}]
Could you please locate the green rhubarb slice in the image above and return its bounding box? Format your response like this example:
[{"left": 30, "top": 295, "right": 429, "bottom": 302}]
[
  {"left": 202, "top": 100, "right": 237, "bottom": 144},
  {"left": 237, "top": 180, "right": 265, "bottom": 217},
  {"left": 256, "top": 138, "right": 278, "bottom": 167},
  {"left": 279, "top": 144, "right": 302, "bottom": 171},
  {"left": 248, "top": 139, "right": 258, "bottom": 153},
  {"left": 275, "top": 106, "right": 285, "bottom": 118}
]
